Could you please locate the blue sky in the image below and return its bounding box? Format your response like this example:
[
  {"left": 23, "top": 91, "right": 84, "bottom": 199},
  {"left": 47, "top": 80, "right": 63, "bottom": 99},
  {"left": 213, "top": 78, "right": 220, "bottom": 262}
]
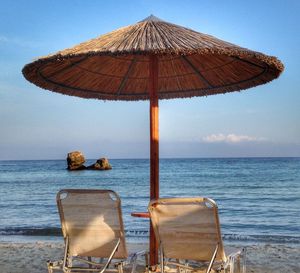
[{"left": 0, "top": 0, "right": 299, "bottom": 160}]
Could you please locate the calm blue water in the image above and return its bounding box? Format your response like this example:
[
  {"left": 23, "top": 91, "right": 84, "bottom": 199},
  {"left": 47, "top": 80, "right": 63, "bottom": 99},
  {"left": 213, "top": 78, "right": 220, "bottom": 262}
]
[{"left": 0, "top": 158, "right": 299, "bottom": 244}]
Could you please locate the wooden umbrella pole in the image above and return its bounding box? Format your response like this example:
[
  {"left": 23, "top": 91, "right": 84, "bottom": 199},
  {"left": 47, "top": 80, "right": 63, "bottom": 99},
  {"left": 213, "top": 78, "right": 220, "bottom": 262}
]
[{"left": 149, "top": 54, "right": 159, "bottom": 267}]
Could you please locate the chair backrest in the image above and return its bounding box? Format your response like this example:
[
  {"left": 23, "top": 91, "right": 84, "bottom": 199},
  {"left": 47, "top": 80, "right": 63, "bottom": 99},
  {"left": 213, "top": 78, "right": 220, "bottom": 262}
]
[
  {"left": 148, "top": 197, "right": 226, "bottom": 262},
  {"left": 57, "top": 189, "right": 128, "bottom": 259}
]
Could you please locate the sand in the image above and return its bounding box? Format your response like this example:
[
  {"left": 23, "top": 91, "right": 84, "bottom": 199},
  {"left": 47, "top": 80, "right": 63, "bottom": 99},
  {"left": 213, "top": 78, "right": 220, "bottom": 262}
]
[{"left": 0, "top": 241, "right": 299, "bottom": 273}]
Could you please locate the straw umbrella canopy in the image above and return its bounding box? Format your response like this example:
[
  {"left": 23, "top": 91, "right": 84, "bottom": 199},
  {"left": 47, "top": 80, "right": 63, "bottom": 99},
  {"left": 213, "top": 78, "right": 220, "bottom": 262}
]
[{"left": 22, "top": 15, "right": 284, "bottom": 265}]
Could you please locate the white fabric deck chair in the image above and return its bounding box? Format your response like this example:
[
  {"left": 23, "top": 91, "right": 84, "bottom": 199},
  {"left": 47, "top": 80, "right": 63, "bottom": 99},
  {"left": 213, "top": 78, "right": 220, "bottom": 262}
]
[
  {"left": 148, "top": 197, "right": 246, "bottom": 273},
  {"left": 47, "top": 189, "right": 148, "bottom": 273}
]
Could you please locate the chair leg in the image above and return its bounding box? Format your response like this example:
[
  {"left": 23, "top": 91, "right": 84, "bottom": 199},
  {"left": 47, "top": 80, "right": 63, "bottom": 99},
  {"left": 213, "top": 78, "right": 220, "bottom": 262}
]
[
  {"left": 241, "top": 248, "right": 246, "bottom": 273},
  {"left": 229, "top": 256, "right": 235, "bottom": 273},
  {"left": 160, "top": 244, "right": 164, "bottom": 273},
  {"left": 206, "top": 244, "right": 219, "bottom": 273},
  {"left": 145, "top": 252, "right": 149, "bottom": 273},
  {"left": 117, "top": 263, "right": 124, "bottom": 273},
  {"left": 88, "top": 256, "right": 92, "bottom": 269},
  {"left": 176, "top": 259, "right": 180, "bottom": 273},
  {"left": 130, "top": 254, "right": 138, "bottom": 273},
  {"left": 236, "top": 256, "right": 241, "bottom": 273},
  {"left": 47, "top": 261, "right": 53, "bottom": 273},
  {"left": 184, "top": 260, "right": 189, "bottom": 273}
]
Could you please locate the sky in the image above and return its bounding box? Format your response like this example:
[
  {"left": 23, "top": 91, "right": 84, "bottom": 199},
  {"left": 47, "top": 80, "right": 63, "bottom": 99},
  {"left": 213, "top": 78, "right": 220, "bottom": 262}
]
[{"left": 0, "top": 0, "right": 299, "bottom": 160}]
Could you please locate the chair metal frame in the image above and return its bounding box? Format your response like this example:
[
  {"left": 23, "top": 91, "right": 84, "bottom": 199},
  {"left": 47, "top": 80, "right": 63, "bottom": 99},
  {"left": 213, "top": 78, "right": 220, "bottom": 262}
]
[
  {"left": 47, "top": 189, "right": 148, "bottom": 273},
  {"left": 148, "top": 197, "right": 246, "bottom": 273}
]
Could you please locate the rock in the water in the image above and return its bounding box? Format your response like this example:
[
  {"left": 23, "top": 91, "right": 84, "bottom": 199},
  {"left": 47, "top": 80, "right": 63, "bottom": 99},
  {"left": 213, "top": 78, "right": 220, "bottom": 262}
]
[
  {"left": 67, "top": 151, "right": 86, "bottom": 170},
  {"left": 87, "top": 158, "right": 112, "bottom": 170}
]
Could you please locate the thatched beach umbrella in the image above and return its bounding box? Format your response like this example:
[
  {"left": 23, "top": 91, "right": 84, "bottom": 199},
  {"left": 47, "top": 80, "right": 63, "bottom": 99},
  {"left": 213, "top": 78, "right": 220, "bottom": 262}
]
[{"left": 22, "top": 15, "right": 284, "bottom": 265}]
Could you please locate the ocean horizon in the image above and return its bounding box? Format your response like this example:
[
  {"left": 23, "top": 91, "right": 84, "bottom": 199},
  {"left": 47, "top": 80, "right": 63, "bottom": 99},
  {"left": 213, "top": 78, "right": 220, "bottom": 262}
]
[
  {"left": 1, "top": 156, "right": 300, "bottom": 161},
  {"left": 0, "top": 157, "right": 299, "bottom": 245}
]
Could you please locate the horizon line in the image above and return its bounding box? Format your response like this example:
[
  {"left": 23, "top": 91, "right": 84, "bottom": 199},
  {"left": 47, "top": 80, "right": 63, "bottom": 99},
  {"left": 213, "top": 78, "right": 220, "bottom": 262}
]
[{"left": 1, "top": 156, "right": 300, "bottom": 161}]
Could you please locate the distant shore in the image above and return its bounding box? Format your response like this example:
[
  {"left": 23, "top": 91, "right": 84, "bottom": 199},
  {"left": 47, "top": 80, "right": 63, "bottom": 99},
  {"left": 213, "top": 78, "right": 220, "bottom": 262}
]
[{"left": 0, "top": 240, "right": 299, "bottom": 273}]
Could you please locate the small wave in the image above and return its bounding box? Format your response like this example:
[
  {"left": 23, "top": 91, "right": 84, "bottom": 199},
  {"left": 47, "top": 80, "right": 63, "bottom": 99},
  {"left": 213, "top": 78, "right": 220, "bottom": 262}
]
[
  {"left": 125, "top": 229, "right": 149, "bottom": 237},
  {"left": 1, "top": 228, "right": 299, "bottom": 244},
  {"left": 0, "top": 227, "right": 62, "bottom": 236},
  {"left": 0, "top": 228, "right": 148, "bottom": 237},
  {"left": 223, "top": 233, "right": 300, "bottom": 244}
]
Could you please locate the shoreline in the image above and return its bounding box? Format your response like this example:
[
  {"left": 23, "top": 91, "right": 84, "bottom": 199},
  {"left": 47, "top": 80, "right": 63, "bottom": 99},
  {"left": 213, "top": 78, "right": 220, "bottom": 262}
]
[
  {"left": 1, "top": 233, "right": 300, "bottom": 246},
  {"left": 0, "top": 239, "right": 299, "bottom": 273}
]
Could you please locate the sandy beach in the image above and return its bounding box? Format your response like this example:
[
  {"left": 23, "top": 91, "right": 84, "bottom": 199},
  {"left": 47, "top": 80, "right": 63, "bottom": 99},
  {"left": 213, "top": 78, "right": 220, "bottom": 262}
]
[{"left": 0, "top": 241, "right": 299, "bottom": 273}]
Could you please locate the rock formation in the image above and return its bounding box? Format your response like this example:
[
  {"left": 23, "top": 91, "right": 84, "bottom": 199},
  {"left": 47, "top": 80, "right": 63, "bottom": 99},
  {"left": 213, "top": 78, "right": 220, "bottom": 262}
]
[
  {"left": 87, "top": 158, "right": 112, "bottom": 170},
  {"left": 67, "top": 152, "right": 112, "bottom": 171},
  {"left": 67, "top": 151, "right": 86, "bottom": 170}
]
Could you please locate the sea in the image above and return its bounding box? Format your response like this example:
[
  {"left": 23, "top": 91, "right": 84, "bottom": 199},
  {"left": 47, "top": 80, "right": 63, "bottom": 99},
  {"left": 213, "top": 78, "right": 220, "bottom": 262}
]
[{"left": 0, "top": 158, "right": 299, "bottom": 245}]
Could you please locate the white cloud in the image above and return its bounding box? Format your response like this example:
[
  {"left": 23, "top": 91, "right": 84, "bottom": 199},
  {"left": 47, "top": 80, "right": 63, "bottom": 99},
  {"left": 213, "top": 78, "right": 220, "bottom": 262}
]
[{"left": 202, "top": 133, "right": 265, "bottom": 143}]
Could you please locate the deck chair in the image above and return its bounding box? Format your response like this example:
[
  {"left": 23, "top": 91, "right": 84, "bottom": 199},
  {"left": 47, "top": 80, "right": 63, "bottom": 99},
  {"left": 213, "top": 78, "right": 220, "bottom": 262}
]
[
  {"left": 148, "top": 197, "right": 246, "bottom": 273},
  {"left": 47, "top": 189, "right": 148, "bottom": 273}
]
